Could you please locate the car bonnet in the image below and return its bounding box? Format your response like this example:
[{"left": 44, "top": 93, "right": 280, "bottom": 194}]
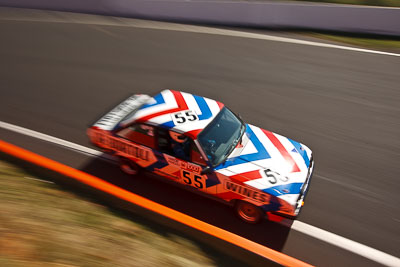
[{"left": 214, "top": 124, "right": 312, "bottom": 206}]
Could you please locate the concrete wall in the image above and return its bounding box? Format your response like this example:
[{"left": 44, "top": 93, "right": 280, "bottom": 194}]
[{"left": 0, "top": 0, "right": 399, "bottom": 36}]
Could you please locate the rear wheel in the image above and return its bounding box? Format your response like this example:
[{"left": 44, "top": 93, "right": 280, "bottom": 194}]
[
  {"left": 235, "top": 200, "right": 264, "bottom": 224},
  {"left": 119, "top": 157, "right": 140, "bottom": 175}
]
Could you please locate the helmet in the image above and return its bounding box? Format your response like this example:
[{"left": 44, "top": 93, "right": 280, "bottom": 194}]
[{"left": 170, "top": 131, "right": 187, "bottom": 143}]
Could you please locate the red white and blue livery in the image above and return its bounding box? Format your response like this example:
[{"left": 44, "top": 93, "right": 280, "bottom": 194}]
[{"left": 88, "top": 90, "right": 314, "bottom": 223}]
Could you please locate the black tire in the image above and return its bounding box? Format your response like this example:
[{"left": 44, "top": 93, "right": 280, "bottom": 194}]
[
  {"left": 235, "top": 200, "right": 264, "bottom": 224},
  {"left": 119, "top": 157, "right": 140, "bottom": 175}
]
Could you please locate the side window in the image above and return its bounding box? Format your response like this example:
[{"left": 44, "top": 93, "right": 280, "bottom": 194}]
[
  {"left": 156, "top": 128, "right": 171, "bottom": 153},
  {"left": 169, "top": 130, "right": 191, "bottom": 161},
  {"left": 117, "top": 124, "right": 155, "bottom": 148},
  {"left": 156, "top": 129, "right": 192, "bottom": 161},
  {"left": 191, "top": 142, "right": 207, "bottom": 166}
]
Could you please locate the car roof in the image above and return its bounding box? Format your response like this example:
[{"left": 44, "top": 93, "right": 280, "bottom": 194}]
[{"left": 123, "top": 90, "right": 224, "bottom": 139}]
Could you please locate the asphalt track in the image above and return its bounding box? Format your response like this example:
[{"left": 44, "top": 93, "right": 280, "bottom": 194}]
[{"left": 0, "top": 7, "right": 399, "bottom": 267}]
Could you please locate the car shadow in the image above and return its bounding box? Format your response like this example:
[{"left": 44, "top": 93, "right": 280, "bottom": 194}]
[{"left": 79, "top": 157, "right": 292, "bottom": 252}]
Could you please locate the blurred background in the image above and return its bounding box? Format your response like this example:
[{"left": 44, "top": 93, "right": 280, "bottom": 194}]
[{"left": 0, "top": 1, "right": 399, "bottom": 266}]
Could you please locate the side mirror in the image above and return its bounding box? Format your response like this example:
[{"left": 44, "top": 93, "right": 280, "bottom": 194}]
[{"left": 201, "top": 166, "right": 212, "bottom": 175}]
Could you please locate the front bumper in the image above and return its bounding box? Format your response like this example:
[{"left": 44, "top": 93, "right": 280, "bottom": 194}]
[
  {"left": 273, "top": 155, "right": 314, "bottom": 219},
  {"left": 294, "top": 155, "right": 314, "bottom": 216}
]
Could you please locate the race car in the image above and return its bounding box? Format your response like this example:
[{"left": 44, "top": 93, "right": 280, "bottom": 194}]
[{"left": 87, "top": 90, "right": 313, "bottom": 223}]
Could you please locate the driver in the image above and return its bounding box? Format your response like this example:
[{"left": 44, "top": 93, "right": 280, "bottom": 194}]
[{"left": 169, "top": 131, "right": 190, "bottom": 160}]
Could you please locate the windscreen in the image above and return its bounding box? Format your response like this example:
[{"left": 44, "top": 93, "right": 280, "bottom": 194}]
[{"left": 197, "top": 107, "right": 244, "bottom": 166}]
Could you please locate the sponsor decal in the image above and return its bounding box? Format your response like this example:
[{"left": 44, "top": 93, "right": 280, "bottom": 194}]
[
  {"left": 165, "top": 155, "right": 179, "bottom": 166},
  {"left": 165, "top": 154, "right": 201, "bottom": 173},
  {"left": 224, "top": 180, "right": 270, "bottom": 203},
  {"left": 91, "top": 131, "right": 151, "bottom": 161}
]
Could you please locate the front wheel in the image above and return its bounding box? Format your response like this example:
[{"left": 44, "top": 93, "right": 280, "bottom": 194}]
[
  {"left": 119, "top": 157, "right": 140, "bottom": 175},
  {"left": 235, "top": 201, "right": 264, "bottom": 224}
]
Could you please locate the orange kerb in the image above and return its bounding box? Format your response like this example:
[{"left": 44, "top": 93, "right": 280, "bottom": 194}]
[{"left": 0, "top": 139, "right": 313, "bottom": 267}]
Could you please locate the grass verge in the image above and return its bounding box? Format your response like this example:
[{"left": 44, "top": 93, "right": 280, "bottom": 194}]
[
  {"left": 306, "top": 32, "right": 400, "bottom": 51},
  {"left": 0, "top": 160, "right": 238, "bottom": 267}
]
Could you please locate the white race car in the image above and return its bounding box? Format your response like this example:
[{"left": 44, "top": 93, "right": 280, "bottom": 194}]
[{"left": 88, "top": 90, "right": 313, "bottom": 223}]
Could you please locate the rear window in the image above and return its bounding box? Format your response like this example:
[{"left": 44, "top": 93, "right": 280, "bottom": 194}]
[{"left": 117, "top": 124, "right": 155, "bottom": 148}]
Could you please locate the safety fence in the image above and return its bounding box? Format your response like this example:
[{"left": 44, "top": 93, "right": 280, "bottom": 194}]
[{"left": 0, "top": 0, "right": 399, "bottom": 36}]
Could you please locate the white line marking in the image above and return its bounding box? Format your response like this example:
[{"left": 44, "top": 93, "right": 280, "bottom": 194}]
[
  {"left": 24, "top": 176, "right": 54, "bottom": 184},
  {"left": 0, "top": 7, "right": 399, "bottom": 57},
  {"left": 0, "top": 121, "right": 114, "bottom": 161},
  {"left": 292, "top": 221, "right": 400, "bottom": 267},
  {"left": 1, "top": 120, "right": 399, "bottom": 266},
  {"left": 188, "top": 28, "right": 400, "bottom": 57}
]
